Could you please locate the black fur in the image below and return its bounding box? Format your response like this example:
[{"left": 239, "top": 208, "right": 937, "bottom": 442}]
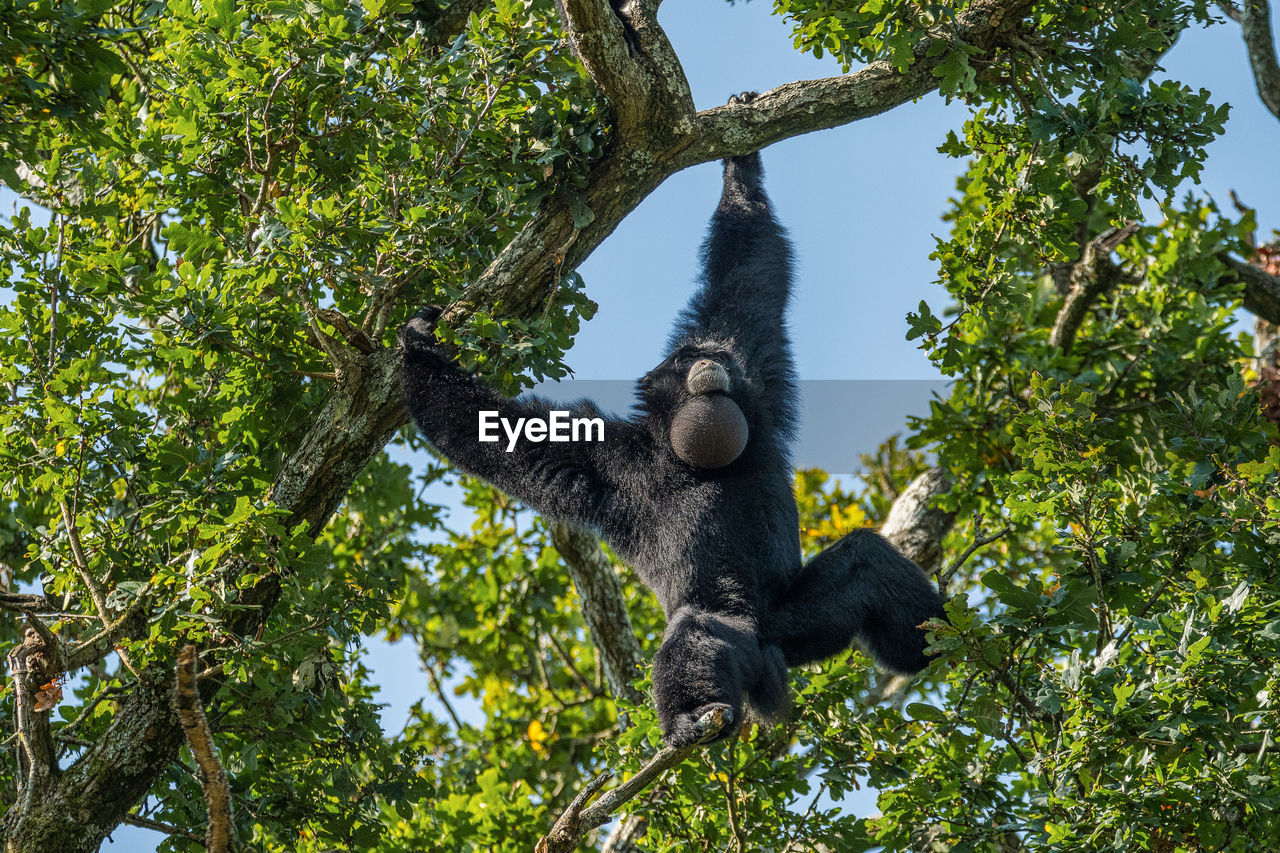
[{"left": 401, "top": 119, "right": 946, "bottom": 746}]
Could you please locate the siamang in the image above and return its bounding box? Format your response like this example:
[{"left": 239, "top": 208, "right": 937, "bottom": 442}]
[{"left": 400, "top": 107, "right": 946, "bottom": 746}]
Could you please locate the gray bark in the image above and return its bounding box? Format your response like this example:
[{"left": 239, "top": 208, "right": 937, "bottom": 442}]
[
  {"left": 882, "top": 468, "right": 957, "bottom": 573},
  {"left": 1241, "top": 0, "right": 1280, "bottom": 119},
  {"left": 550, "top": 523, "right": 646, "bottom": 706}
]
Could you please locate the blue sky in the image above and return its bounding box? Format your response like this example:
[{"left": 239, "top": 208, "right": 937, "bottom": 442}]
[
  {"left": 567, "top": 5, "right": 1280, "bottom": 385},
  {"left": 5, "top": 0, "right": 1278, "bottom": 848}
]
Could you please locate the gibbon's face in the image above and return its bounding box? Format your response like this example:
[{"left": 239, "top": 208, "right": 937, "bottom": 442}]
[{"left": 639, "top": 344, "right": 749, "bottom": 469}]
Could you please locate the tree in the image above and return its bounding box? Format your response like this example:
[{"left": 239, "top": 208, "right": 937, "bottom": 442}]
[{"left": 1, "top": 0, "right": 1279, "bottom": 850}]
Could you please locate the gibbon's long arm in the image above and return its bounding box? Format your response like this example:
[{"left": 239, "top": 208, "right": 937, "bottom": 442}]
[
  {"left": 674, "top": 151, "right": 794, "bottom": 376},
  {"left": 400, "top": 313, "right": 645, "bottom": 529}
]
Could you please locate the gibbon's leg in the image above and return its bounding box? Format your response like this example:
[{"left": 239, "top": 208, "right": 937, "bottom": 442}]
[
  {"left": 651, "top": 607, "right": 771, "bottom": 746},
  {"left": 764, "top": 529, "right": 947, "bottom": 674}
]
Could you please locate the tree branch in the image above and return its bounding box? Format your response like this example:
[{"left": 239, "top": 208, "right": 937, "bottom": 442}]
[
  {"left": 555, "top": 0, "right": 695, "bottom": 134},
  {"left": 550, "top": 522, "right": 646, "bottom": 706},
  {"left": 534, "top": 707, "right": 730, "bottom": 853},
  {"left": 58, "top": 500, "right": 112, "bottom": 629},
  {"left": 881, "top": 468, "right": 956, "bottom": 572},
  {"left": 1048, "top": 222, "right": 1140, "bottom": 353},
  {"left": 174, "top": 646, "right": 233, "bottom": 853},
  {"left": 121, "top": 813, "right": 205, "bottom": 844},
  {"left": 556, "top": 0, "right": 651, "bottom": 120},
  {"left": 685, "top": 0, "right": 1033, "bottom": 162},
  {"left": 1222, "top": 253, "right": 1280, "bottom": 325},
  {"left": 938, "top": 516, "right": 1013, "bottom": 589},
  {"left": 1239, "top": 0, "right": 1280, "bottom": 119},
  {"left": 454, "top": 0, "right": 1033, "bottom": 327},
  {"left": 600, "top": 812, "right": 649, "bottom": 853},
  {"left": 63, "top": 582, "right": 153, "bottom": 673},
  {"left": 7, "top": 627, "right": 59, "bottom": 811},
  {"left": 0, "top": 592, "right": 52, "bottom": 613}
]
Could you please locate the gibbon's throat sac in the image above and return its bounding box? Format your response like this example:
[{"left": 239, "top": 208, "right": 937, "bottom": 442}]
[{"left": 669, "top": 394, "right": 748, "bottom": 469}]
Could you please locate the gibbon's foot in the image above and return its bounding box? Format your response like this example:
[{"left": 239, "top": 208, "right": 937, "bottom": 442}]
[
  {"left": 663, "top": 703, "right": 736, "bottom": 748},
  {"left": 728, "top": 91, "right": 759, "bottom": 107}
]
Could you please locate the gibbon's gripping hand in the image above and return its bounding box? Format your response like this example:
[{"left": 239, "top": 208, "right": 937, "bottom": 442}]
[
  {"left": 720, "top": 94, "right": 766, "bottom": 204},
  {"left": 398, "top": 305, "right": 443, "bottom": 351}
]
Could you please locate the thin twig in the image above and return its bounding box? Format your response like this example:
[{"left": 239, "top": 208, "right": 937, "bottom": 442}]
[
  {"left": 122, "top": 813, "right": 205, "bottom": 844},
  {"left": 545, "top": 630, "right": 596, "bottom": 697},
  {"left": 58, "top": 501, "right": 109, "bottom": 625},
  {"left": 47, "top": 214, "right": 64, "bottom": 372},
  {"left": 937, "top": 515, "right": 1013, "bottom": 588},
  {"left": 425, "top": 658, "right": 465, "bottom": 730},
  {"left": 1112, "top": 577, "right": 1174, "bottom": 647},
  {"left": 725, "top": 735, "right": 746, "bottom": 852}
]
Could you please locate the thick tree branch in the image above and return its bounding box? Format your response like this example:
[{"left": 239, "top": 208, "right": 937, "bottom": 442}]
[
  {"left": 550, "top": 522, "right": 646, "bottom": 705},
  {"left": 686, "top": 0, "right": 1033, "bottom": 162},
  {"left": 881, "top": 468, "right": 956, "bottom": 573},
  {"left": 456, "top": 0, "right": 1033, "bottom": 325},
  {"left": 444, "top": 153, "right": 669, "bottom": 324},
  {"left": 688, "top": 65, "right": 946, "bottom": 162},
  {"left": 557, "top": 0, "right": 649, "bottom": 119},
  {"left": 7, "top": 627, "right": 59, "bottom": 813},
  {"left": 555, "top": 0, "right": 694, "bottom": 136},
  {"left": 0, "top": 661, "right": 185, "bottom": 849},
  {"left": 613, "top": 0, "right": 694, "bottom": 122},
  {"left": 1222, "top": 253, "right": 1280, "bottom": 325},
  {"left": 0, "top": 592, "right": 51, "bottom": 612},
  {"left": 174, "top": 646, "right": 233, "bottom": 853},
  {"left": 1240, "top": 0, "right": 1280, "bottom": 119}
]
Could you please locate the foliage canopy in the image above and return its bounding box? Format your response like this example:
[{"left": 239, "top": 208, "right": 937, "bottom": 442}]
[{"left": 1, "top": 0, "right": 1279, "bottom": 850}]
